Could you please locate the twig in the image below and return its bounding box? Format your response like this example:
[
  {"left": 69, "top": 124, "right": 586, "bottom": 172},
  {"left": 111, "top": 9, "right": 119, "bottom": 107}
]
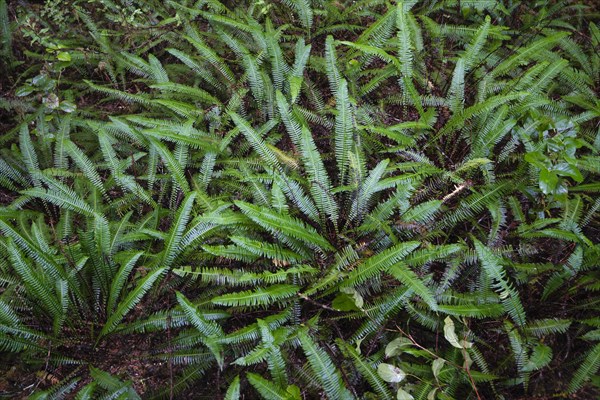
[
  {"left": 298, "top": 293, "right": 336, "bottom": 311},
  {"left": 442, "top": 181, "right": 471, "bottom": 204}
]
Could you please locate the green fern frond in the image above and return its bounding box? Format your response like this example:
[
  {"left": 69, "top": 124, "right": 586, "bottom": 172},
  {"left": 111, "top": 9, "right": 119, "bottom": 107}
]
[
  {"left": 203, "top": 243, "right": 259, "bottom": 262},
  {"left": 63, "top": 139, "right": 105, "bottom": 195},
  {"left": 212, "top": 284, "right": 299, "bottom": 307},
  {"left": 107, "top": 251, "right": 143, "bottom": 313},
  {"left": 224, "top": 375, "right": 241, "bottom": 400},
  {"left": 273, "top": 173, "right": 320, "bottom": 223},
  {"left": 388, "top": 261, "right": 438, "bottom": 311},
  {"left": 148, "top": 137, "right": 190, "bottom": 193},
  {"left": 569, "top": 342, "right": 600, "bottom": 393},
  {"left": 349, "top": 159, "right": 390, "bottom": 222},
  {"left": 396, "top": 1, "right": 415, "bottom": 80},
  {"left": 22, "top": 186, "right": 95, "bottom": 218},
  {"left": 298, "top": 329, "right": 353, "bottom": 400},
  {"left": 19, "top": 124, "right": 40, "bottom": 186},
  {"left": 151, "top": 82, "right": 220, "bottom": 105},
  {"left": 183, "top": 35, "right": 236, "bottom": 83},
  {"left": 524, "top": 319, "right": 571, "bottom": 337},
  {"left": 492, "top": 32, "right": 570, "bottom": 78},
  {"left": 235, "top": 200, "right": 334, "bottom": 252},
  {"left": 334, "top": 79, "right": 354, "bottom": 183},
  {"left": 299, "top": 126, "right": 338, "bottom": 226},
  {"left": 474, "top": 240, "right": 526, "bottom": 326},
  {"left": 325, "top": 35, "right": 342, "bottom": 96},
  {"left": 7, "top": 240, "right": 65, "bottom": 333},
  {"left": 176, "top": 292, "right": 224, "bottom": 338},
  {"left": 99, "top": 267, "right": 166, "bottom": 339},
  {"left": 229, "top": 236, "right": 305, "bottom": 263},
  {"left": 247, "top": 372, "right": 290, "bottom": 400},
  {"left": 337, "top": 339, "right": 393, "bottom": 399},
  {"left": 400, "top": 199, "right": 442, "bottom": 224},
  {"left": 229, "top": 112, "right": 281, "bottom": 170},
  {"left": 343, "top": 241, "right": 420, "bottom": 287},
  {"left": 283, "top": 0, "right": 313, "bottom": 29},
  {"left": 463, "top": 16, "right": 491, "bottom": 70},
  {"left": 437, "top": 302, "right": 503, "bottom": 318},
  {"left": 161, "top": 192, "right": 197, "bottom": 267},
  {"left": 84, "top": 80, "right": 152, "bottom": 105},
  {"left": 356, "top": 7, "right": 396, "bottom": 47}
]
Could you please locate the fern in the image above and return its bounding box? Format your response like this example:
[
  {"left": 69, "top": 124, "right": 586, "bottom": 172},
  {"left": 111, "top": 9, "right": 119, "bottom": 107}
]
[
  {"left": 334, "top": 79, "right": 354, "bottom": 183},
  {"left": 343, "top": 241, "right": 420, "bottom": 287},
  {"left": 337, "top": 339, "right": 393, "bottom": 399},
  {"left": 212, "top": 284, "right": 299, "bottom": 307},
  {"left": 298, "top": 329, "right": 354, "bottom": 400},
  {"left": 569, "top": 342, "right": 600, "bottom": 393},
  {"left": 2, "top": 1, "right": 599, "bottom": 398},
  {"left": 298, "top": 125, "right": 338, "bottom": 225},
  {"left": 235, "top": 200, "right": 334, "bottom": 252},
  {"left": 160, "top": 192, "right": 196, "bottom": 267},
  {"left": 99, "top": 267, "right": 166, "bottom": 339},
  {"left": 474, "top": 240, "right": 526, "bottom": 326},
  {"left": 247, "top": 373, "right": 291, "bottom": 400}
]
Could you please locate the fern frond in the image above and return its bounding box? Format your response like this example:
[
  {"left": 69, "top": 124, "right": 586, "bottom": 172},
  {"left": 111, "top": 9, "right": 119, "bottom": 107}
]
[
  {"left": 235, "top": 200, "right": 334, "bottom": 252},
  {"left": 224, "top": 376, "right": 241, "bottom": 400},
  {"left": 107, "top": 251, "right": 143, "bottom": 313},
  {"left": 343, "top": 241, "right": 420, "bottom": 287},
  {"left": 84, "top": 80, "right": 152, "bottom": 105},
  {"left": 334, "top": 79, "right": 354, "bottom": 183},
  {"left": 22, "top": 186, "right": 95, "bottom": 218},
  {"left": 474, "top": 240, "right": 526, "bottom": 326},
  {"left": 161, "top": 192, "right": 197, "bottom": 267},
  {"left": 437, "top": 302, "right": 503, "bottom": 318},
  {"left": 492, "top": 32, "right": 570, "bottom": 78},
  {"left": 396, "top": 1, "right": 415, "bottom": 80},
  {"left": 568, "top": 342, "right": 600, "bottom": 393},
  {"left": 151, "top": 82, "right": 220, "bottom": 105},
  {"left": 388, "top": 261, "right": 438, "bottom": 311},
  {"left": 99, "top": 267, "right": 166, "bottom": 339},
  {"left": 299, "top": 126, "right": 338, "bottom": 225},
  {"left": 148, "top": 137, "right": 190, "bottom": 193},
  {"left": 247, "top": 372, "right": 289, "bottom": 400},
  {"left": 7, "top": 241, "right": 65, "bottom": 333},
  {"left": 212, "top": 284, "right": 299, "bottom": 307},
  {"left": 283, "top": 0, "right": 313, "bottom": 29},
  {"left": 298, "top": 330, "right": 353, "bottom": 400},
  {"left": 183, "top": 35, "right": 236, "bottom": 83},
  {"left": 273, "top": 173, "right": 320, "bottom": 223},
  {"left": 176, "top": 292, "right": 224, "bottom": 338},
  {"left": 229, "top": 112, "right": 281, "bottom": 170},
  {"left": 229, "top": 236, "right": 305, "bottom": 263},
  {"left": 337, "top": 339, "right": 393, "bottom": 399},
  {"left": 325, "top": 35, "right": 342, "bottom": 96},
  {"left": 525, "top": 319, "right": 571, "bottom": 337},
  {"left": 19, "top": 124, "right": 40, "bottom": 186},
  {"left": 401, "top": 199, "right": 442, "bottom": 224},
  {"left": 463, "top": 16, "right": 490, "bottom": 70},
  {"left": 63, "top": 139, "right": 105, "bottom": 195}
]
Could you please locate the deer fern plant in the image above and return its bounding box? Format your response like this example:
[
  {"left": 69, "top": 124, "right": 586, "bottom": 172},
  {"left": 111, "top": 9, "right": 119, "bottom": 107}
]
[{"left": 0, "top": 0, "right": 599, "bottom": 398}]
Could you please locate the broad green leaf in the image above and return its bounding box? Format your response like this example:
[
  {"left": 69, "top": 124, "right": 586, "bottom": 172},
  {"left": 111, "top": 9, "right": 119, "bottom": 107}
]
[
  {"left": 443, "top": 316, "right": 472, "bottom": 349},
  {"left": 385, "top": 337, "right": 412, "bottom": 358},
  {"left": 57, "top": 51, "right": 71, "bottom": 61},
  {"left": 377, "top": 363, "right": 406, "bottom": 383},
  {"left": 432, "top": 358, "right": 445, "bottom": 382},
  {"left": 397, "top": 388, "right": 414, "bottom": 400}
]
